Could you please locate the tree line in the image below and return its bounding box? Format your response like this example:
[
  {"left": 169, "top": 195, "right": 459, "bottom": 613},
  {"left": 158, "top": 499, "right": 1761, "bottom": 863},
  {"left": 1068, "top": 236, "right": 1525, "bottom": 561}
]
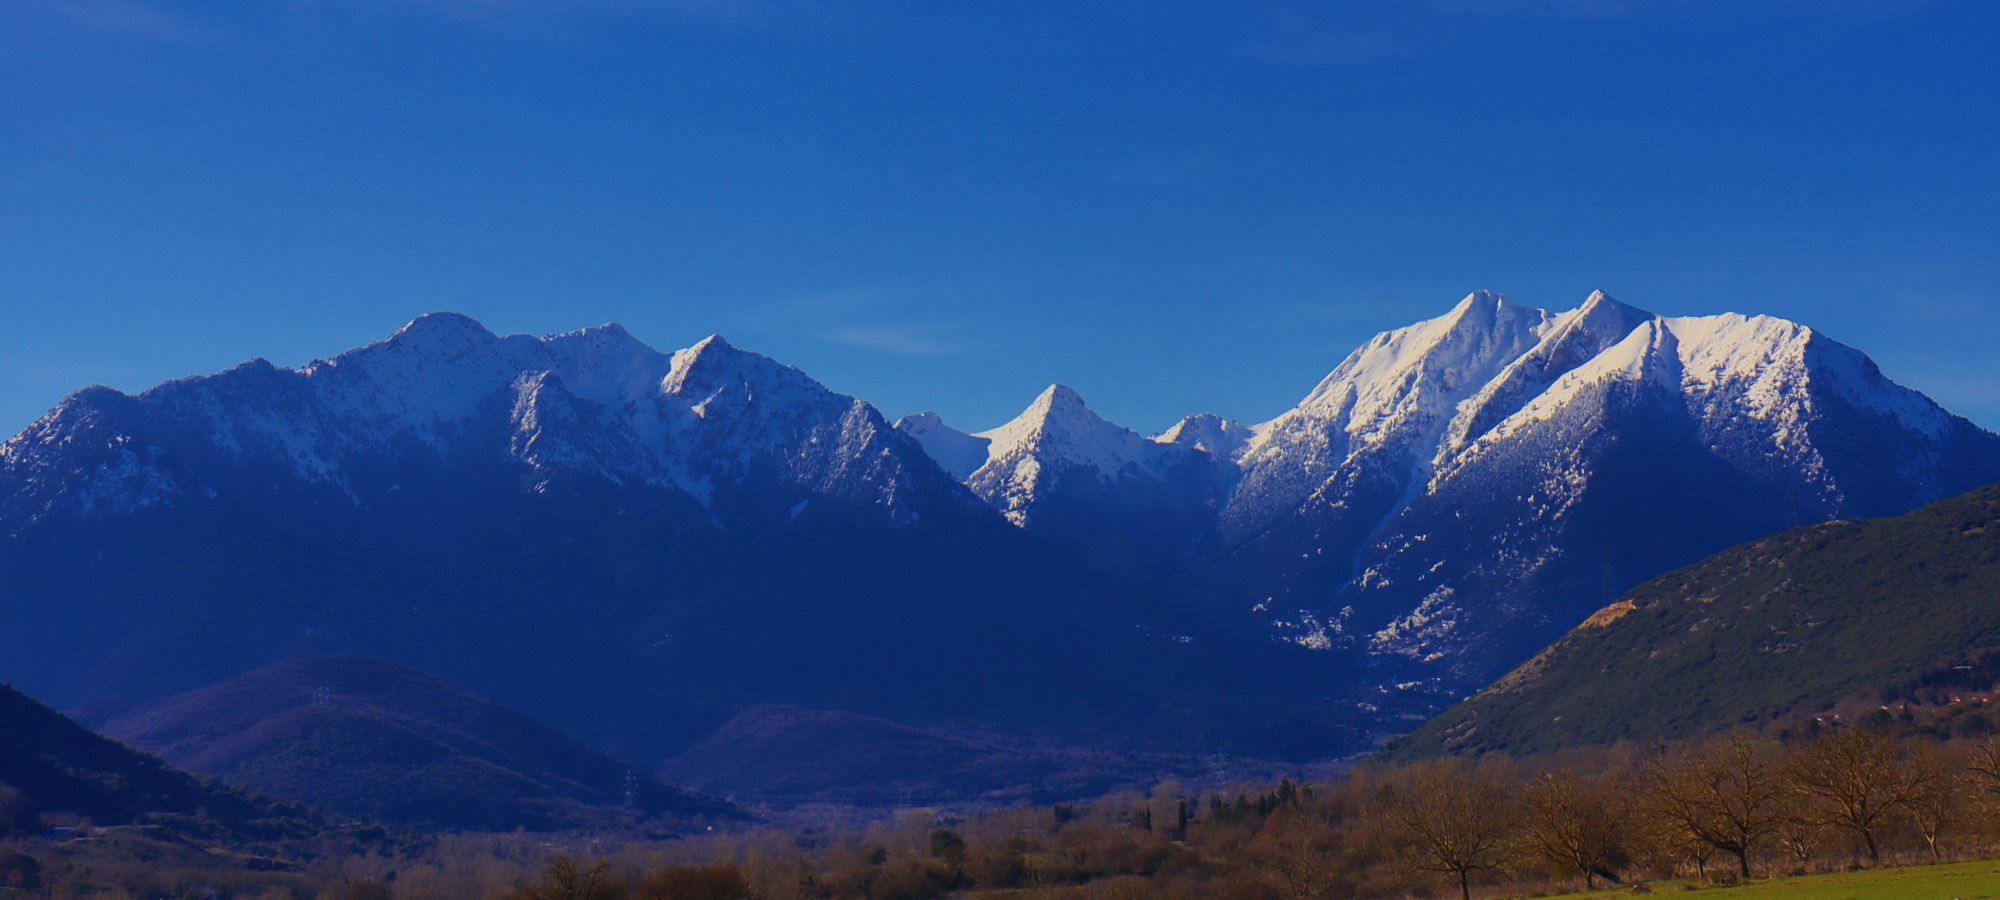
[
  {"left": 12, "top": 724, "right": 2000, "bottom": 898},
  {"left": 465, "top": 725, "right": 2000, "bottom": 899}
]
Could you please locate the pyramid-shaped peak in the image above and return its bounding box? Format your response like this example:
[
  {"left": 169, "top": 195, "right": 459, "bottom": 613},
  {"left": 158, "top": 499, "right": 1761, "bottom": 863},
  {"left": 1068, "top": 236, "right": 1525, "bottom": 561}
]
[
  {"left": 666, "top": 334, "right": 743, "bottom": 373},
  {"left": 1450, "top": 289, "right": 1519, "bottom": 316},
  {"left": 1546, "top": 291, "right": 1654, "bottom": 342},
  {"left": 968, "top": 383, "right": 1184, "bottom": 501},
  {"left": 687, "top": 333, "right": 734, "bottom": 354},
  {"left": 1429, "top": 290, "right": 1546, "bottom": 337},
  {"left": 979, "top": 384, "right": 1128, "bottom": 444},
  {"left": 1573, "top": 289, "right": 1649, "bottom": 318},
  {"left": 661, "top": 332, "right": 846, "bottom": 412},
  {"left": 1033, "top": 383, "right": 1090, "bottom": 410},
  {"left": 1008, "top": 384, "right": 1125, "bottom": 436}
]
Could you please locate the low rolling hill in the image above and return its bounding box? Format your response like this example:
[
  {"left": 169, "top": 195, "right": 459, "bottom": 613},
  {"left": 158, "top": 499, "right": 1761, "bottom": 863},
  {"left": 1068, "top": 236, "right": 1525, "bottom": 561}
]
[
  {"left": 90, "top": 656, "right": 743, "bottom": 832},
  {"left": 1390, "top": 481, "right": 2000, "bottom": 760},
  {"left": 658, "top": 705, "right": 1350, "bottom": 807},
  {"left": 0, "top": 682, "right": 316, "bottom": 842}
]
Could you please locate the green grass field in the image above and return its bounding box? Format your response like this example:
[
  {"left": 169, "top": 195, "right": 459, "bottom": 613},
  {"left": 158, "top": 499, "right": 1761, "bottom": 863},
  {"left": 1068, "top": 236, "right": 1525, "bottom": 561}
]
[{"left": 1543, "top": 858, "right": 2000, "bottom": 899}]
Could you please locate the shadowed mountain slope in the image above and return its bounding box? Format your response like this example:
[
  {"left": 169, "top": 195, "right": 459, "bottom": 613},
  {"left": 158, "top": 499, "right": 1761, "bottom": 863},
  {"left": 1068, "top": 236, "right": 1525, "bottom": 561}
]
[
  {"left": 91, "top": 656, "right": 743, "bottom": 832},
  {"left": 0, "top": 316, "right": 1340, "bottom": 785},
  {"left": 6, "top": 300, "right": 1995, "bottom": 800},
  {"left": 0, "top": 682, "right": 317, "bottom": 842}
]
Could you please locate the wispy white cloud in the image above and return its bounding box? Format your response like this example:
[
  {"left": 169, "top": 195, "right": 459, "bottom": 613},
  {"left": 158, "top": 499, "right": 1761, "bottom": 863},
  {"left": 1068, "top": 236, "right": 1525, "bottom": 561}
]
[
  {"left": 728, "top": 289, "right": 874, "bottom": 332},
  {"left": 827, "top": 323, "right": 967, "bottom": 357},
  {"left": 730, "top": 287, "right": 975, "bottom": 357}
]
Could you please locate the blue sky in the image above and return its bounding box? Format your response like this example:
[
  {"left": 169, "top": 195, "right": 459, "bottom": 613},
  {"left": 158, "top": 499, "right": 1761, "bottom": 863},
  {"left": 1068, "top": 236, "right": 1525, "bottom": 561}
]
[{"left": 2, "top": 1, "right": 1996, "bottom": 437}]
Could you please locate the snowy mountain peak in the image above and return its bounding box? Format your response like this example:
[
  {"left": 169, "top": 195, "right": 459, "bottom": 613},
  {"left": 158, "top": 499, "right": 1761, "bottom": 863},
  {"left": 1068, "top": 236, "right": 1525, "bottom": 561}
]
[
  {"left": 1155, "top": 413, "right": 1254, "bottom": 461},
  {"left": 528, "top": 324, "right": 673, "bottom": 408},
  {"left": 1026, "top": 384, "right": 1090, "bottom": 419},
  {"left": 1565, "top": 289, "right": 1649, "bottom": 327},
  {"left": 976, "top": 385, "right": 1125, "bottom": 455},
  {"left": 893, "top": 412, "right": 990, "bottom": 480},
  {"left": 541, "top": 321, "right": 644, "bottom": 353},
  {"left": 962, "top": 385, "right": 1216, "bottom": 527},
  {"left": 1231, "top": 290, "right": 1554, "bottom": 522},
  {"left": 1451, "top": 288, "right": 1511, "bottom": 314},
  {"left": 667, "top": 333, "right": 732, "bottom": 367},
  {"left": 1575, "top": 288, "right": 1621, "bottom": 310},
  {"left": 1435, "top": 291, "right": 1659, "bottom": 462},
  {"left": 1226, "top": 292, "right": 2000, "bottom": 675},
  {"left": 5, "top": 299, "right": 1998, "bottom": 716},
  {"left": 662, "top": 334, "right": 763, "bottom": 395},
  {"left": 1224, "top": 287, "right": 2000, "bottom": 671},
  {"left": 1293, "top": 291, "right": 1549, "bottom": 412},
  {"left": 0, "top": 316, "right": 967, "bottom": 530},
  {"left": 1554, "top": 290, "right": 1654, "bottom": 338},
  {"left": 379, "top": 312, "right": 504, "bottom": 357}
]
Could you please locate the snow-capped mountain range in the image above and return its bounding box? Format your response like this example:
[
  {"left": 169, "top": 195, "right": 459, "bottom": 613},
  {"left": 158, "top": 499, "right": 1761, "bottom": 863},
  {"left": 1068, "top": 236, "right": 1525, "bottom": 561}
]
[
  {"left": 895, "top": 384, "right": 1228, "bottom": 527},
  {"left": 891, "top": 385, "right": 1235, "bottom": 575},
  {"left": 3, "top": 289, "right": 1997, "bottom": 734},
  {"left": 0, "top": 312, "right": 969, "bottom": 533},
  {"left": 894, "top": 289, "right": 2000, "bottom": 682},
  {"left": 0, "top": 313, "right": 1285, "bottom": 768}
]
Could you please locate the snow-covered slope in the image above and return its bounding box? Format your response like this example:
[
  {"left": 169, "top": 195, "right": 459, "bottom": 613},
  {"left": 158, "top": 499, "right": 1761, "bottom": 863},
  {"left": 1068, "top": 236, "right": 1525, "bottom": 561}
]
[
  {"left": 1222, "top": 290, "right": 1555, "bottom": 542},
  {"left": 0, "top": 315, "right": 1295, "bottom": 782},
  {"left": 874, "top": 289, "right": 1998, "bottom": 689},
  {"left": 1214, "top": 290, "right": 2000, "bottom": 687},
  {"left": 964, "top": 385, "right": 1203, "bottom": 526},
  {"left": 892, "top": 412, "right": 990, "bottom": 481},
  {"left": 1155, "top": 413, "right": 1255, "bottom": 461},
  {"left": 894, "top": 386, "right": 1234, "bottom": 574},
  {"left": 5, "top": 297, "right": 1995, "bottom": 732},
  {"left": 0, "top": 314, "right": 969, "bottom": 532}
]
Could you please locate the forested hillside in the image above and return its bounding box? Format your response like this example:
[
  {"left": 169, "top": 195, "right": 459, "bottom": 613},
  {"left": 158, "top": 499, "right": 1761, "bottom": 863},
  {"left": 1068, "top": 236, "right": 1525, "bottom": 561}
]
[{"left": 1392, "top": 482, "right": 2000, "bottom": 759}]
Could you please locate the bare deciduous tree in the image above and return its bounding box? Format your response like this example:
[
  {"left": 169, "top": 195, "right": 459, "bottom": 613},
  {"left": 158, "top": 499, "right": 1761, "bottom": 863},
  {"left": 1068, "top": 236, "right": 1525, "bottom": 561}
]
[
  {"left": 1631, "top": 812, "right": 1715, "bottom": 880},
  {"left": 1771, "top": 791, "right": 1828, "bottom": 873},
  {"left": 1784, "top": 726, "right": 1933, "bottom": 864},
  {"left": 1638, "top": 734, "right": 1783, "bottom": 879},
  {"left": 1964, "top": 736, "right": 2000, "bottom": 809},
  {"left": 1905, "top": 741, "right": 1970, "bottom": 863},
  {"left": 514, "top": 856, "right": 623, "bottom": 900},
  {"left": 1383, "top": 758, "right": 1515, "bottom": 900},
  {"left": 1520, "top": 770, "right": 1629, "bottom": 890},
  {"left": 1251, "top": 811, "right": 1345, "bottom": 899}
]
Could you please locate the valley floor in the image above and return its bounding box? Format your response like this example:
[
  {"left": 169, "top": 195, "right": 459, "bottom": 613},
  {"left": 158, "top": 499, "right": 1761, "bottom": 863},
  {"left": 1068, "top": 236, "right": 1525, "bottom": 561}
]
[{"left": 1544, "top": 858, "right": 2000, "bottom": 900}]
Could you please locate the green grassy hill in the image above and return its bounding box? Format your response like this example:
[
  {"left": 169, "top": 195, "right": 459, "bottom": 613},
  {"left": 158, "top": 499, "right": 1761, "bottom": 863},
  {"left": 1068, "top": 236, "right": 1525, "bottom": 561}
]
[{"left": 1391, "top": 482, "right": 2000, "bottom": 760}]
